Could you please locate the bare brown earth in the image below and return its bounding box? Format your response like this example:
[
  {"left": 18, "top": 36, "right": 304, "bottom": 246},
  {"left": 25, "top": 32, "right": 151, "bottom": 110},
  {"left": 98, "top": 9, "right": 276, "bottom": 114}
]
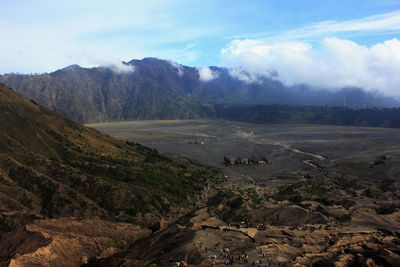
[
  {"left": 85, "top": 120, "right": 400, "bottom": 266},
  {"left": 0, "top": 218, "right": 150, "bottom": 267}
]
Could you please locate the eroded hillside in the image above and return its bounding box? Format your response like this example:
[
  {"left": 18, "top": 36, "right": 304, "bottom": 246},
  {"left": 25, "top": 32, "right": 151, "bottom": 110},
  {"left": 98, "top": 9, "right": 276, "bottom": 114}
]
[{"left": 0, "top": 83, "right": 220, "bottom": 266}]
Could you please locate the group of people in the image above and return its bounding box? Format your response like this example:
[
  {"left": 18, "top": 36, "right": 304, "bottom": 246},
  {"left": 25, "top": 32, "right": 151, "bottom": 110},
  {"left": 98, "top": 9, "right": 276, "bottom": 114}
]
[
  {"left": 207, "top": 241, "right": 255, "bottom": 266},
  {"left": 193, "top": 230, "right": 273, "bottom": 266},
  {"left": 210, "top": 248, "right": 250, "bottom": 265}
]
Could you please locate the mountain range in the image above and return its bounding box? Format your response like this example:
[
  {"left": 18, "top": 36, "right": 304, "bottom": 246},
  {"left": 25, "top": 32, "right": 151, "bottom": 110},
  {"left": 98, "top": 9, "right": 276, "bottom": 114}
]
[{"left": 1, "top": 57, "right": 398, "bottom": 123}]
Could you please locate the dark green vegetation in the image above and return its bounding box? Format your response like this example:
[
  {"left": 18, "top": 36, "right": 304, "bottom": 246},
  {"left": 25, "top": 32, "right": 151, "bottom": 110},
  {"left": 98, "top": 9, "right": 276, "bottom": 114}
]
[
  {"left": 0, "top": 83, "right": 220, "bottom": 233},
  {"left": 1, "top": 58, "right": 397, "bottom": 124},
  {"left": 214, "top": 104, "right": 400, "bottom": 128}
]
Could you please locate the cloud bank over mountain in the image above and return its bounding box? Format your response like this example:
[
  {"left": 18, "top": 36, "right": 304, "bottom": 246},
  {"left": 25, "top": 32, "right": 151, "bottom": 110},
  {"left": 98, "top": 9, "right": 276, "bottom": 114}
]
[
  {"left": 168, "top": 60, "right": 184, "bottom": 76},
  {"left": 222, "top": 38, "right": 400, "bottom": 96},
  {"left": 197, "top": 66, "right": 219, "bottom": 82},
  {"left": 2, "top": 1, "right": 400, "bottom": 96}
]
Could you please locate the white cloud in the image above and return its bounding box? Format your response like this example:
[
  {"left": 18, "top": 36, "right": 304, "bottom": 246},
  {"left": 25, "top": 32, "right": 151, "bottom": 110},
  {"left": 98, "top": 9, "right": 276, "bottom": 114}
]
[
  {"left": 108, "top": 62, "right": 135, "bottom": 73},
  {"left": 221, "top": 10, "right": 400, "bottom": 95},
  {"left": 222, "top": 39, "right": 309, "bottom": 83},
  {"left": 77, "top": 54, "right": 135, "bottom": 73},
  {"left": 168, "top": 60, "right": 184, "bottom": 76},
  {"left": 232, "top": 10, "right": 400, "bottom": 42},
  {"left": 197, "top": 66, "right": 218, "bottom": 82},
  {"left": 291, "top": 10, "right": 400, "bottom": 39},
  {"left": 227, "top": 68, "right": 262, "bottom": 84},
  {"left": 222, "top": 38, "right": 400, "bottom": 96}
]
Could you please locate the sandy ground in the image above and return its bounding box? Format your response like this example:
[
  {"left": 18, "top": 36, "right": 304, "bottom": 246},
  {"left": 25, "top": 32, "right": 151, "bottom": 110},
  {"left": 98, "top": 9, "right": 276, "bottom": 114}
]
[
  {"left": 88, "top": 119, "right": 400, "bottom": 186},
  {"left": 86, "top": 120, "right": 400, "bottom": 266}
]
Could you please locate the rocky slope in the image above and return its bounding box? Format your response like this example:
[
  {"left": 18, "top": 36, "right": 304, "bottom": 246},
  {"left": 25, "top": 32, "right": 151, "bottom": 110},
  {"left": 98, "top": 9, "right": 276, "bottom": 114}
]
[
  {"left": 1, "top": 58, "right": 398, "bottom": 123},
  {"left": 83, "top": 172, "right": 400, "bottom": 267},
  {"left": 0, "top": 83, "right": 219, "bottom": 266},
  {"left": 1, "top": 218, "right": 150, "bottom": 266}
]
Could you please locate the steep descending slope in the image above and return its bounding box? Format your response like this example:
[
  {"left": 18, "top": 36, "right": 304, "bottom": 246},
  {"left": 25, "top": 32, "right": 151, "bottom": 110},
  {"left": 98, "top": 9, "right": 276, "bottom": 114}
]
[
  {"left": 0, "top": 83, "right": 218, "bottom": 234},
  {"left": 0, "top": 58, "right": 398, "bottom": 123}
]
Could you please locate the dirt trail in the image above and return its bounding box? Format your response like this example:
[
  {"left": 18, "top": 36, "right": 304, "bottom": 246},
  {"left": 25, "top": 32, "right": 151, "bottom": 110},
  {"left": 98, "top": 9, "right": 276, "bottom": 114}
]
[
  {"left": 276, "top": 142, "right": 326, "bottom": 160},
  {"left": 303, "top": 159, "right": 319, "bottom": 168},
  {"left": 234, "top": 128, "right": 327, "bottom": 162},
  {"left": 258, "top": 139, "right": 326, "bottom": 161}
]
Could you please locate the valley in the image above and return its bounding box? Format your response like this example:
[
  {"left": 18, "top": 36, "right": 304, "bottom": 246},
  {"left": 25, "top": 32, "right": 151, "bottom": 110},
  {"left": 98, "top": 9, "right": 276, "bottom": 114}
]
[
  {"left": 3, "top": 1, "right": 400, "bottom": 266},
  {"left": 86, "top": 120, "right": 400, "bottom": 266},
  {"left": 89, "top": 120, "right": 400, "bottom": 185},
  {"left": 0, "top": 87, "right": 399, "bottom": 266}
]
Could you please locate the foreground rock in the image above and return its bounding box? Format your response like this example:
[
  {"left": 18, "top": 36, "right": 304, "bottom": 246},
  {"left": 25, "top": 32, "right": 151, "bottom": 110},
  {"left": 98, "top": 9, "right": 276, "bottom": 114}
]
[
  {"left": 83, "top": 206, "right": 399, "bottom": 267},
  {"left": 1, "top": 218, "right": 150, "bottom": 266}
]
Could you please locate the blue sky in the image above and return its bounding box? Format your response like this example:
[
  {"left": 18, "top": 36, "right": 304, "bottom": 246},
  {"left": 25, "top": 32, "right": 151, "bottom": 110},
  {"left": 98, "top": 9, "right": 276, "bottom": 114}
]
[{"left": 1, "top": 0, "right": 400, "bottom": 94}]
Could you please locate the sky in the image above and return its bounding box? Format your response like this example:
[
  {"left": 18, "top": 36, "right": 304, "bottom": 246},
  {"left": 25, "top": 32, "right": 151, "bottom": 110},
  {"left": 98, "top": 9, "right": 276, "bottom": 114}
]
[{"left": 1, "top": 0, "right": 400, "bottom": 95}]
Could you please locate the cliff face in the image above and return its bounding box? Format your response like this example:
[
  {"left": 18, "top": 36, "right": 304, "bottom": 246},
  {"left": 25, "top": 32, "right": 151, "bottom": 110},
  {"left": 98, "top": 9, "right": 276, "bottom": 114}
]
[
  {"left": 0, "top": 59, "right": 210, "bottom": 123},
  {"left": 1, "top": 58, "right": 398, "bottom": 123}
]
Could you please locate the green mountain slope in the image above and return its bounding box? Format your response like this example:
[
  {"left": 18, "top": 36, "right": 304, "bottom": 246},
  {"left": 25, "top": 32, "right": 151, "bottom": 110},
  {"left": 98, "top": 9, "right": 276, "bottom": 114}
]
[
  {"left": 1, "top": 58, "right": 397, "bottom": 123},
  {"left": 0, "top": 83, "right": 218, "bottom": 233}
]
